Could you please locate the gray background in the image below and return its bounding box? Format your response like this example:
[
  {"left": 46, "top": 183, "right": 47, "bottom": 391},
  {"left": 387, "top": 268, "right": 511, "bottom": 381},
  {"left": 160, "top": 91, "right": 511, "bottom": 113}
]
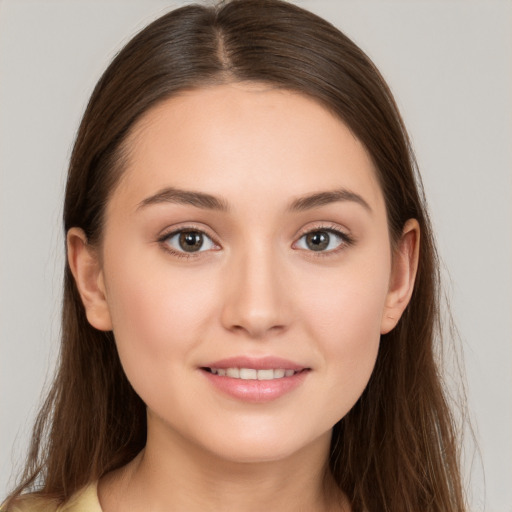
[{"left": 1, "top": 1, "right": 511, "bottom": 510}]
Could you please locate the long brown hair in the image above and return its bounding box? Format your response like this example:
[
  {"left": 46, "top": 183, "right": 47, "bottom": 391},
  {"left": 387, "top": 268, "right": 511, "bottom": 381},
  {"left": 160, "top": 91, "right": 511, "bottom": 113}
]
[{"left": 5, "top": 1, "right": 466, "bottom": 510}]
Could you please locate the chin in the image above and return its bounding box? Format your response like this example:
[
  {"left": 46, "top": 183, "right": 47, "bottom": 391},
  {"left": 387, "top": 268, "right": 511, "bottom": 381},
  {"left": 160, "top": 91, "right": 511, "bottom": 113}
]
[{"left": 195, "top": 424, "right": 333, "bottom": 466}]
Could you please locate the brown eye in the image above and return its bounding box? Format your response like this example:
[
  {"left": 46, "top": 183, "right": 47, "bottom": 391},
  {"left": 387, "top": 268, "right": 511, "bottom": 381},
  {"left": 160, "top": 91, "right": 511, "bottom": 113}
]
[
  {"left": 163, "top": 229, "right": 217, "bottom": 254},
  {"left": 305, "top": 231, "right": 330, "bottom": 251},
  {"left": 179, "top": 231, "right": 204, "bottom": 252},
  {"left": 295, "top": 228, "right": 350, "bottom": 253}
]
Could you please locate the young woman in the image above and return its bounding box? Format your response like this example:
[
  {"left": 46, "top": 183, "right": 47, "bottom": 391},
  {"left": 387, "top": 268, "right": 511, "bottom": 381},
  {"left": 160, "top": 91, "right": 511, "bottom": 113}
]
[{"left": 3, "top": 0, "right": 467, "bottom": 510}]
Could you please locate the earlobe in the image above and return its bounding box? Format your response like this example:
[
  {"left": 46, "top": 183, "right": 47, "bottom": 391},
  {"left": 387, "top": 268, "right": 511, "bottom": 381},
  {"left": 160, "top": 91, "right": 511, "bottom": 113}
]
[
  {"left": 67, "top": 227, "right": 112, "bottom": 331},
  {"left": 380, "top": 219, "right": 420, "bottom": 334}
]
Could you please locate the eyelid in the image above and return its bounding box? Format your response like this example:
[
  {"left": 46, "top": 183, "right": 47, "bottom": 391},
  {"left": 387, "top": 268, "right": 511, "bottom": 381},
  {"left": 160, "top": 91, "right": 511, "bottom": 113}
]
[
  {"left": 292, "top": 223, "right": 355, "bottom": 254},
  {"left": 157, "top": 224, "right": 221, "bottom": 257},
  {"left": 156, "top": 222, "right": 354, "bottom": 259}
]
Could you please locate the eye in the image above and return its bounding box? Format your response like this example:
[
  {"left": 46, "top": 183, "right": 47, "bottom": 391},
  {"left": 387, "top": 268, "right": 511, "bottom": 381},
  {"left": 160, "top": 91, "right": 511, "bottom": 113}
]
[
  {"left": 294, "top": 228, "right": 349, "bottom": 252},
  {"left": 164, "top": 229, "right": 217, "bottom": 253}
]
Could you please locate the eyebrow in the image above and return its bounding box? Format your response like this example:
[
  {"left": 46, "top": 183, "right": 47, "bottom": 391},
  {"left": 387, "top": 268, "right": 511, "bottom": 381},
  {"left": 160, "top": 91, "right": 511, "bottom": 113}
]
[
  {"left": 289, "top": 188, "right": 372, "bottom": 213},
  {"left": 137, "top": 187, "right": 229, "bottom": 211},
  {"left": 136, "top": 186, "right": 371, "bottom": 214}
]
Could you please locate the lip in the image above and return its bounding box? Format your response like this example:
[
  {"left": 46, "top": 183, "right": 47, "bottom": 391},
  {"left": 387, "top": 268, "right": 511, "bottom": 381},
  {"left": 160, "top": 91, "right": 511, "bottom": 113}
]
[
  {"left": 200, "top": 356, "right": 310, "bottom": 403},
  {"left": 202, "top": 356, "right": 306, "bottom": 371}
]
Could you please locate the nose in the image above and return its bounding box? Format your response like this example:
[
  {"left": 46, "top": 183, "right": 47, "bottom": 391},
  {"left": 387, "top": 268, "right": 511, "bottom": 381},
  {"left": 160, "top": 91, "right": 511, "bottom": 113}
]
[{"left": 220, "top": 244, "right": 291, "bottom": 339}]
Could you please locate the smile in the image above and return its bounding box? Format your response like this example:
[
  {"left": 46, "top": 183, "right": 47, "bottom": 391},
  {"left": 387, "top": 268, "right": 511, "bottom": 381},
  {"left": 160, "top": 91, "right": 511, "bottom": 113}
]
[
  {"left": 206, "top": 368, "right": 299, "bottom": 380},
  {"left": 201, "top": 358, "right": 310, "bottom": 402}
]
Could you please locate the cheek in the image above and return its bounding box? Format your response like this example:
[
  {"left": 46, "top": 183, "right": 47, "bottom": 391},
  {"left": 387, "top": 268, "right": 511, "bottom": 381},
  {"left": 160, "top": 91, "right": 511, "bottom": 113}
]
[
  {"left": 297, "top": 256, "right": 390, "bottom": 413},
  {"left": 301, "top": 255, "right": 390, "bottom": 345},
  {"left": 102, "top": 251, "right": 219, "bottom": 387}
]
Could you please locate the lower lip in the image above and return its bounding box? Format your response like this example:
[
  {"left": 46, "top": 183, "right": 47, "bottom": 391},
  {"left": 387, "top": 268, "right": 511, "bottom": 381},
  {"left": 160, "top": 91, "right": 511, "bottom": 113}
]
[{"left": 201, "top": 369, "right": 309, "bottom": 403}]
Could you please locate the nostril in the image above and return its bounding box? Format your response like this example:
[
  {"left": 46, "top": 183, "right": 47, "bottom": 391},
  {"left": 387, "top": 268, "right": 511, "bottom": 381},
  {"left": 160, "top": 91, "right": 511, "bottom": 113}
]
[{"left": 227, "top": 322, "right": 286, "bottom": 339}]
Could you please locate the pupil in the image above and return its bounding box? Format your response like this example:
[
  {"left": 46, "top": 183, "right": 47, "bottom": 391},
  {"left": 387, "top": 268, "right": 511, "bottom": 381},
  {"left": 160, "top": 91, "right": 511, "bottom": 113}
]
[
  {"left": 179, "top": 231, "right": 203, "bottom": 252},
  {"left": 306, "top": 231, "right": 329, "bottom": 251}
]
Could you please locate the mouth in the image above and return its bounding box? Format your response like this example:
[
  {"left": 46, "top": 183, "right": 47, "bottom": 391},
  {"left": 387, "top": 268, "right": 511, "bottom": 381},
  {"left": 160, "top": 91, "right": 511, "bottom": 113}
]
[
  {"left": 200, "top": 357, "right": 310, "bottom": 402},
  {"left": 202, "top": 367, "right": 306, "bottom": 380}
]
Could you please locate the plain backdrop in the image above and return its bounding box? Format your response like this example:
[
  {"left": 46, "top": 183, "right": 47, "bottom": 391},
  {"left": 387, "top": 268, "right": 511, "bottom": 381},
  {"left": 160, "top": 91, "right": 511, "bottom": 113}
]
[{"left": 1, "top": 1, "right": 511, "bottom": 510}]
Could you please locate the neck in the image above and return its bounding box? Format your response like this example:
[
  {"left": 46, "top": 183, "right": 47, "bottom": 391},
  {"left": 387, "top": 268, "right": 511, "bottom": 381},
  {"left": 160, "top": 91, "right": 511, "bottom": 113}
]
[{"left": 98, "top": 421, "right": 347, "bottom": 512}]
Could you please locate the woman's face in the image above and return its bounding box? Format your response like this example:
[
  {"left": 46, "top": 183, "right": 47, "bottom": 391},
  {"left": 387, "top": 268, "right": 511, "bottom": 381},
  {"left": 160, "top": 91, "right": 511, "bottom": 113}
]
[{"left": 72, "top": 83, "right": 416, "bottom": 464}]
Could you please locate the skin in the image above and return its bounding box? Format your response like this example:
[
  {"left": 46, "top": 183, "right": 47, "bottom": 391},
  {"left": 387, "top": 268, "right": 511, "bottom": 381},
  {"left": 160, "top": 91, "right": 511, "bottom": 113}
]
[{"left": 68, "top": 83, "right": 419, "bottom": 512}]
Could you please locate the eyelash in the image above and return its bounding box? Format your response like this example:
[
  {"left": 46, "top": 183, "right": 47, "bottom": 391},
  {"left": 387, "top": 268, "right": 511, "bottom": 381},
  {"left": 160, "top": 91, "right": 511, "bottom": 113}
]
[
  {"left": 157, "top": 224, "right": 220, "bottom": 260},
  {"left": 294, "top": 224, "right": 355, "bottom": 257},
  {"left": 157, "top": 224, "right": 355, "bottom": 260}
]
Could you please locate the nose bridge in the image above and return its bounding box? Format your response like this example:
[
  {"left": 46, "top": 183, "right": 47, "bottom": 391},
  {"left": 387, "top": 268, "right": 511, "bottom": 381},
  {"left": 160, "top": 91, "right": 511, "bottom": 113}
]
[{"left": 221, "top": 237, "right": 289, "bottom": 338}]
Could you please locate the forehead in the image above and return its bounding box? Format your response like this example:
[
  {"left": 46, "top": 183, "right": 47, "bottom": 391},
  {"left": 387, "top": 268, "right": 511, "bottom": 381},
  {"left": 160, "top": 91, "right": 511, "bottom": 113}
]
[{"left": 111, "top": 83, "right": 385, "bottom": 215}]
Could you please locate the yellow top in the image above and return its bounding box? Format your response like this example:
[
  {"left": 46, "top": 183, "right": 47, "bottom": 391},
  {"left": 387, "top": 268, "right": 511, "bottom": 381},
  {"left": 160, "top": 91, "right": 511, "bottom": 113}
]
[{"left": 3, "top": 483, "right": 101, "bottom": 512}]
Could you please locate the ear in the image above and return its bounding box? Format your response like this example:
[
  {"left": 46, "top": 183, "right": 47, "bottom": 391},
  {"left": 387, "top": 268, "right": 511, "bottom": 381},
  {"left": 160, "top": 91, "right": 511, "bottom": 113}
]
[
  {"left": 380, "top": 219, "right": 420, "bottom": 334},
  {"left": 67, "top": 227, "right": 112, "bottom": 331}
]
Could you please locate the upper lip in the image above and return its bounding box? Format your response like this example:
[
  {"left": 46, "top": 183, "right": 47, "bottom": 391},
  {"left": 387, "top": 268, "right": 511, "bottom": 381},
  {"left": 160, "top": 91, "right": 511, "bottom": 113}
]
[{"left": 201, "top": 356, "right": 308, "bottom": 371}]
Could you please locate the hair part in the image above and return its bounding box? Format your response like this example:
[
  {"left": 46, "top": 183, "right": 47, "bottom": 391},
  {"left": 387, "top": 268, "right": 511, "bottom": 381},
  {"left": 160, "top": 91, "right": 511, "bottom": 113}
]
[{"left": 5, "top": 1, "right": 466, "bottom": 511}]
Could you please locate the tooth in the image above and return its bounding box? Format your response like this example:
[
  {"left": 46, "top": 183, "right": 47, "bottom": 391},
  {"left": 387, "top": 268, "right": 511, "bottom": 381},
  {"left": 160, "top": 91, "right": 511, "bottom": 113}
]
[
  {"left": 227, "top": 368, "right": 240, "bottom": 378},
  {"left": 240, "top": 368, "right": 257, "bottom": 380},
  {"left": 212, "top": 367, "right": 300, "bottom": 379},
  {"left": 257, "top": 369, "right": 274, "bottom": 380}
]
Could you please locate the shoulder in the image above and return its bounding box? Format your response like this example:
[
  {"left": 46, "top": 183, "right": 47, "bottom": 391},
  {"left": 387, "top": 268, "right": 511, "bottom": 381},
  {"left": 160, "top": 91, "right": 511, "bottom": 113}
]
[
  {"left": 1, "top": 482, "right": 102, "bottom": 512},
  {"left": 1, "top": 496, "right": 59, "bottom": 512},
  {"left": 1, "top": 495, "right": 59, "bottom": 512},
  {"left": 59, "top": 483, "right": 101, "bottom": 512}
]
